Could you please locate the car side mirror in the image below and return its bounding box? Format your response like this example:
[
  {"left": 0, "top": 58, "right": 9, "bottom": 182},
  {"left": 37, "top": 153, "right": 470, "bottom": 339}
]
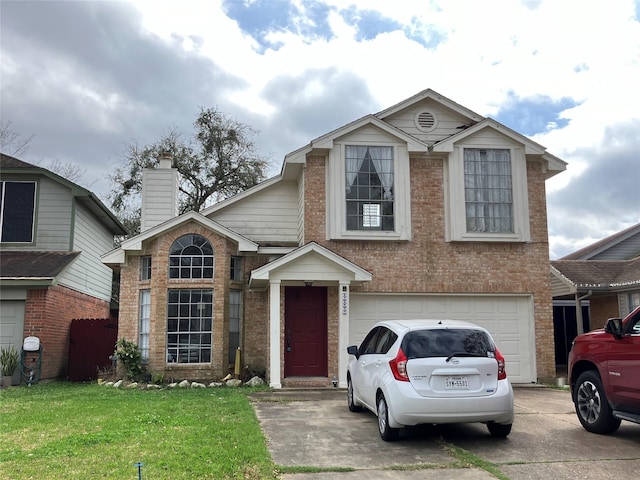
[
  {"left": 604, "top": 318, "right": 623, "bottom": 338},
  {"left": 347, "top": 345, "right": 360, "bottom": 359}
]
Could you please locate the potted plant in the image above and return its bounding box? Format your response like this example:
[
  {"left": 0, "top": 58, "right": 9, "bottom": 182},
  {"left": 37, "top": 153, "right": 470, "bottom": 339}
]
[{"left": 1, "top": 345, "right": 20, "bottom": 387}]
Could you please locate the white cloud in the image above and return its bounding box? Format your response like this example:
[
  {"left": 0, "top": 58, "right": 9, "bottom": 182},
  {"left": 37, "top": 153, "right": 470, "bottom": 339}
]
[{"left": 2, "top": 0, "right": 638, "bottom": 258}]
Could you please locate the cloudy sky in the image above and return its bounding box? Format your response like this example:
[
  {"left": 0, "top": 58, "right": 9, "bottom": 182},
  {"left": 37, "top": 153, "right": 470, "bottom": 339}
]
[{"left": 1, "top": 0, "right": 639, "bottom": 259}]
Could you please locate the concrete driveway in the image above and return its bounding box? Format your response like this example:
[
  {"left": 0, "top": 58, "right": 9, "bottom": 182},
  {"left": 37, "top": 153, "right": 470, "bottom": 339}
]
[{"left": 250, "top": 386, "right": 640, "bottom": 479}]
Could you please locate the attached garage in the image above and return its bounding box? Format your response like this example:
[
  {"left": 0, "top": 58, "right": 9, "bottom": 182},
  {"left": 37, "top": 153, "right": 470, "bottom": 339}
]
[
  {"left": 0, "top": 300, "right": 25, "bottom": 349},
  {"left": 0, "top": 299, "right": 26, "bottom": 385},
  {"left": 349, "top": 294, "right": 535, "bottom": 384}
]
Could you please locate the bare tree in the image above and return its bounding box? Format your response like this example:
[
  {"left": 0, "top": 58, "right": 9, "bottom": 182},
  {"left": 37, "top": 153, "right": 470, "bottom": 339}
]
[
  {"left": 43, "top": 158, "right": 90, "bottom": 186},
  {"left": 0, "top": 120, "right": 33, "bottom": 156}
]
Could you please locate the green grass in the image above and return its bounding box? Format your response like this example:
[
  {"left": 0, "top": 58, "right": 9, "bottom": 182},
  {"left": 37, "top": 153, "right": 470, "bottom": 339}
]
[{"left": 0, "top": 382, "right": 278, "bottom": 479}]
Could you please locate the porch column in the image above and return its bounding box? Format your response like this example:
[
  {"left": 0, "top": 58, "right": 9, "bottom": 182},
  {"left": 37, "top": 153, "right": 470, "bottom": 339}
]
[
  {"left": 338, "top": 281, "right": 350, "bottom": 388},
  {"left": 269, "top": 280, "right": 282, "bottom": 388}
]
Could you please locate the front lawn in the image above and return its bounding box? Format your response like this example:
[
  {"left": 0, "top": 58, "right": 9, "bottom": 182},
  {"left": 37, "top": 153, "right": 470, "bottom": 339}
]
[{"left": 0, "top": 382, "right": 277, "bottom": 479}]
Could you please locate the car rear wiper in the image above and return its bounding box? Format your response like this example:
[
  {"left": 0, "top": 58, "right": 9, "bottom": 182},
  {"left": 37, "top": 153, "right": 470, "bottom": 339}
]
[{"left": 446, "top": 352, "right": 479, "bottom": 362}]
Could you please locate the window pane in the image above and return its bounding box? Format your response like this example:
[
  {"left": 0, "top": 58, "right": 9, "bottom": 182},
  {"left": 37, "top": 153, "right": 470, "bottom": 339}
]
[
  {"left": 166, "top": 289, "right": 213, "bottom": 364},
  {"left": 229, "top": 290, "right": 242, "bottom": 363},
  {"left": 345, "top": 147, "right": 394, "bottom": 232},
  {"left": 1, "top": 181, "right": 36, "bottom": 242},
  {"left": 139, "top": 290, "right": 151, "bottom": 361},
  {"left": 463, "top": 149, "right": 513, "bottom": 233},
  {"left": 140, "top": 256, "right": 152, "bottom": 280},
  {"left": 169, "top": 234, "right": 215, "bottom": 279}
]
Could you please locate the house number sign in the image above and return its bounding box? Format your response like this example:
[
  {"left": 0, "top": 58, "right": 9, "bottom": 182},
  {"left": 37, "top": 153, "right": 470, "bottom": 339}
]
[{"left": 341, "top": 290, "right": 348, "bottom": 316}]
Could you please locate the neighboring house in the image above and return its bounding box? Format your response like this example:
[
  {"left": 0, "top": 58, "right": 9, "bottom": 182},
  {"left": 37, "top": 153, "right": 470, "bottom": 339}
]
[
  {"left": 103, "top": 89, "right": 567, "bottom": 387},
  {"left": 0, "top": 154, "right": 126, "bottom": 382},
  {"left": 551, "top": 223, "right": 640, "bottom": 365}
]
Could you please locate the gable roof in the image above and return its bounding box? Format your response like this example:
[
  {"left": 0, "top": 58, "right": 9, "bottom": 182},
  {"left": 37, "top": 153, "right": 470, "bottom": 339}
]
[
  {"left": 559, "top": 222, "right": 640, "bottom": 260},
  {"left": 0, "top": 153, "right": 127, "bottom": 235},
  {"left": 375, "top": 88, "right": 484, "bottom": 122},
  {"left": 430, "top": 118, "right": 567, "bottom": 178},
  {"left": 249, "top": 241, "right": 372, "bottom": 289},
  {"left": 102, "top": 211, "right": 259, "bottom": 265},
  {"left": 0, "top": 251, "right": 80, "bottom": 286},
  {"left": 284, "top": 114, "right": 430, "bottom": 165}
]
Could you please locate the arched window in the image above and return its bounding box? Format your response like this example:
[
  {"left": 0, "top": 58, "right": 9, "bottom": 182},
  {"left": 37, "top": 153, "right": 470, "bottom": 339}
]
[{"left": 169, "top": 234, "right": 214, "bottom": 279}]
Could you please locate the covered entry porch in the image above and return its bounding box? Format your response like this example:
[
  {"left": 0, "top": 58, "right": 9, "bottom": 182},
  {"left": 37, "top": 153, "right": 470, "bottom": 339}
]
[{"left": 249, "top": 242, "right": 371, "bottom": 388}]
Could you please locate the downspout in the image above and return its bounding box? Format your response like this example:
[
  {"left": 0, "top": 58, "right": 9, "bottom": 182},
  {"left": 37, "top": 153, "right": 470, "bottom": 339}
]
[{"left": 575, "top": 290, "right": 592, "bottom": 335}]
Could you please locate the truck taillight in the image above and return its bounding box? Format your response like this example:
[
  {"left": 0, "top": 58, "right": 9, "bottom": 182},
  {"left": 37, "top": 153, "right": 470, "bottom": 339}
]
[
  {"left": 389, "top": 348, "right": 409, "bottom": 382},
  {"left": 496, "top": 348, "right": 507, "bottom": 380}
]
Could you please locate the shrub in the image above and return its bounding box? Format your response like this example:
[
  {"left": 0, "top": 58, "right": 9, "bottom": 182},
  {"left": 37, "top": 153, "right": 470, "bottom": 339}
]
[{"left": 115, "top": 339, "right": 143, "bottom": 379}]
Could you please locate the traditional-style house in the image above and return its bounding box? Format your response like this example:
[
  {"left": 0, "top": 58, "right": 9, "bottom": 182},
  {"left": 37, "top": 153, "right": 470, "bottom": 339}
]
[
  {"left": 0, "top": 154, "right": 126, "bottom": 383},
  {"left": 103, "top": 89, "right": 567, "bottom": 387},
  {"left": 551, "top": 223, "right": 640, "bottom": 366}
]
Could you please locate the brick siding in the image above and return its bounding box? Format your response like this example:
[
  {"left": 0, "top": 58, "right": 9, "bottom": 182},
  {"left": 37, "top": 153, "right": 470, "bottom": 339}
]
[
  {"left": 117, "top": 152, "right": 557, "bottom": 383},
  {"left": 24, "top": 285, "right": 111, "bottom": 380}
]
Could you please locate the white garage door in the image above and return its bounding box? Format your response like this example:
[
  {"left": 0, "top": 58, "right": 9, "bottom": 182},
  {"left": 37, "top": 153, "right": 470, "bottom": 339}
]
[
  {"left": 349, "top": 294, "right": 535, "bottom": 384},
  {"left": 0, "top": 300, "right": 26, "bottom": 384}
]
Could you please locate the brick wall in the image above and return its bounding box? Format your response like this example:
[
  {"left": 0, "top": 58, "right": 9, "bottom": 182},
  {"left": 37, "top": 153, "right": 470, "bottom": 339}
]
[
  {"left": 301, "top": 154, "right": 556, "bottom": 380},
  {"left": 118, "top": 221, "right": 239, "bottom": 382},
  {"left": 116, "top": 152, "right": 557, "bottom": 383},
  {"left": 589, "top": 295, "right": 620, "bottom": 329},
  {"left": 24, "top": 285, "right": 111, "bottom": 380}
]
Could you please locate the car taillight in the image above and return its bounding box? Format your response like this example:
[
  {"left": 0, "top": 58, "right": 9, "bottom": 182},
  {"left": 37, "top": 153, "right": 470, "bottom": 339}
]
[
  {"left": 495, "top": 348, "right": 507, "bottom": 380},
  {"left": 389, "top": 348, "right": 409, "bottom": 382}
]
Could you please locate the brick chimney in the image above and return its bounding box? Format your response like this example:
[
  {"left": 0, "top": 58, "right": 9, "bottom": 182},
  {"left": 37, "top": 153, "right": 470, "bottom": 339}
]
[{"left": 140, "top": 151, "right": 179, "bottom": 232}]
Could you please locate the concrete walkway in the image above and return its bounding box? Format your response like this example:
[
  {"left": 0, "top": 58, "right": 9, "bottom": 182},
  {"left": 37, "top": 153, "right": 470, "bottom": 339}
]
[{"left": 250, "top": 386, "right": 640, "bottom": 479}]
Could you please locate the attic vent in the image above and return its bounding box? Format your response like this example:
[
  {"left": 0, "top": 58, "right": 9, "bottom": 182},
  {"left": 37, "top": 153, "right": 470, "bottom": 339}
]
[{"left": 415, "top": 110, "right": 438, "bottom": 132}]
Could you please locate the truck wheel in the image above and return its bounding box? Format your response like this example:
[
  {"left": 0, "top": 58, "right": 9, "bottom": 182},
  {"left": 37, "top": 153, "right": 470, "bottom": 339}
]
[{"left": 574, "top": 370, "right": 621, "bottom": 434}]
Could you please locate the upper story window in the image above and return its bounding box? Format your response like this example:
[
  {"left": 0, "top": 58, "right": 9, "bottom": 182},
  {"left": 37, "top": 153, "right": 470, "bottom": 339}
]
[
  {"left": 445, "top": 141, "right": 530, "bottom": 243},
  {"left": 345, "top": 146, "right": 394, "bottom": 231},
  {"left": 327, "top": 139, "right": 411, "bottom": 241},
  {"left": 140, "top": 256, "right": 152, "bottom": 280},
  {"left": 169, "top": 234, "right": 214, "bottom": 279},
  {"left": 464, "top": 149, "right": 513, "bottom": 233},
  {"left": 0, "top": 181, "right": 36, "bottom": 243}
]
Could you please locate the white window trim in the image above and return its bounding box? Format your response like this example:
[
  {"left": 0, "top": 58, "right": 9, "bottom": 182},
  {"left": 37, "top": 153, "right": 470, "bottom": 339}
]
[
  {"left": 445, "top": 144, "right": 530, "bottom": 242},
  {"left": 327, "top": 142, "right": 411, "bottom": 241},
  {"left": 139, "top": 289, "right": 151, "bottom": 362}
]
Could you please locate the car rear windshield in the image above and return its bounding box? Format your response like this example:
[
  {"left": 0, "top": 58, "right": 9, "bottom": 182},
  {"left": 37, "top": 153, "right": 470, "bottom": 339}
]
[{"left": 401, "top": 329, "right": 495, "bottom": 359}]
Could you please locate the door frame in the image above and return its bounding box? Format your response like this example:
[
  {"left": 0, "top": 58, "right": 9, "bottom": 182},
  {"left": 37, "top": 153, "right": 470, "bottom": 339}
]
[{"left": 284, "top": 286, "right": 328, "bottom": 377}]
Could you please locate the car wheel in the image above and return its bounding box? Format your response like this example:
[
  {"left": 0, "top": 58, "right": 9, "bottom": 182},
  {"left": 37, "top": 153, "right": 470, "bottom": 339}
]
[
  {"left": 377, "top": 393, "right": 398, "bottom": 441},
  {"left": 347, "top": 375, "right": 362, "bottom": 412},
  {"left": 574, "top": 370, "right": 621, "bottom": 434},
  {"left": 487, "top": 422, "right": 512, "bottom": 437}
]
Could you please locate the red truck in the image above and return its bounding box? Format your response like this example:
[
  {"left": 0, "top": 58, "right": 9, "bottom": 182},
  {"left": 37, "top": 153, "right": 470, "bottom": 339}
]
[{"left": 568, "top": 304, "right": 640, "bottom": 434}]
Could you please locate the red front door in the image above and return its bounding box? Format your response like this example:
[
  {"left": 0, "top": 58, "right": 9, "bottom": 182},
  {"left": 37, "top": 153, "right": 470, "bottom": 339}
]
[{"left": 284, "top": 287, "right": 328, "bottom": 377}]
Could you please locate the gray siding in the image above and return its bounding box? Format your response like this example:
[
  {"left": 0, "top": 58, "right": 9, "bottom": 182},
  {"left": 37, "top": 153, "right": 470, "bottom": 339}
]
[
  {"left": 57, "top": 201, "right": 115, "bottom": 301},
  {"left": 0, "top": 176, "right": 73, "bottom": 251},
  {"left": 35, "top": 177, "right": 74, "bottom": 250},
  {"left": 589, "top": 231, "right": 640, "bottom": 260},
  {"left": 383, "top": 98, "right": 475, "bottom": 145}
]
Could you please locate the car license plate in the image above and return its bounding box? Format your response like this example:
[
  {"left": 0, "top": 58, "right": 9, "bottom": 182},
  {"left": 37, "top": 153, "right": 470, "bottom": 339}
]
[{"left": 445, "top": 376, "right": 469, "bottom": 390}]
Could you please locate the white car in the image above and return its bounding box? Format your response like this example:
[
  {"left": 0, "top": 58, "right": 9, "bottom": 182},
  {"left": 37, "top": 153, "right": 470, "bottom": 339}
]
[{"left": 346, "top": 319, "right": 514, "bottom": 441}]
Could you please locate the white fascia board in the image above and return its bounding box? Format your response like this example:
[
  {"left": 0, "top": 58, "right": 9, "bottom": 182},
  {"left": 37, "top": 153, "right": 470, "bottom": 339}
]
[
  {"left": 431, "top": 119, "right": 547, "bottom": 154},
  {"left": 550, "top": 266, "right": 578, "bottom": 293},
  {"left": 101, "top": 248, "right": 126, "bottom": 265},
  {"left": 542, "top": 152, "right": 568, "bottom": 174},
  {"left": 283, "top": 145, "right": 312, "bottom": 165},
  {"left": 251, "top": 242, "right": 372, "bottom": 282},
  {"left": 375, "top": 88, "right": 484, "bottom": 122},
  {"left": 119, "top": 211, "right": 259, "bottom": 253},
  {"left": 313, "top": 115, "right": 429, "bottom": 153}
]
